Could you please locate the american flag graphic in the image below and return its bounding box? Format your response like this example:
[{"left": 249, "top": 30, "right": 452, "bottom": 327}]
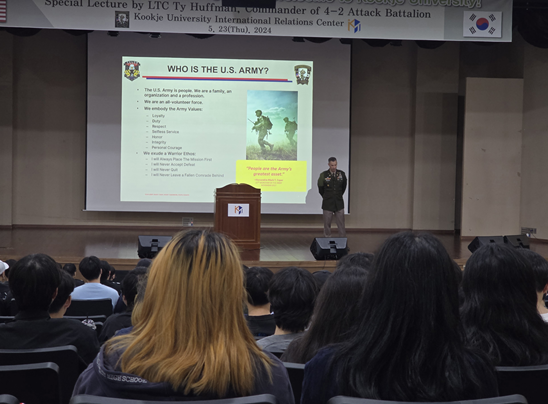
[{"left": 0, "top": 0, "right": 6, "bottom": 23}]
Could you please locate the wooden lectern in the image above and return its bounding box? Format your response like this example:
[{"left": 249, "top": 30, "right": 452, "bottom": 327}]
[{"left": 214, "top": 183, "right": 261, "bottom": 250}]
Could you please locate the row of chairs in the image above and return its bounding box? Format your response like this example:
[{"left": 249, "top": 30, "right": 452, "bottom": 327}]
[
  {"left": 67, "top": 394, "right": 529, "bottom": 404},
  {"left": 0, "top": 346, "right": 81, "bottom": 404},
  {"left": 0, "top": 345, "right": 546, "bottom": 404},
  {"left": 2, "top": 298, "right": 113, "bottom": 317}
]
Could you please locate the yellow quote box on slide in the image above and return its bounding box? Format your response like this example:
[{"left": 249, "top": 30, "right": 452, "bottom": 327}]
[{"left": 236, "top": 160, "right": 307, "bottom": 192}]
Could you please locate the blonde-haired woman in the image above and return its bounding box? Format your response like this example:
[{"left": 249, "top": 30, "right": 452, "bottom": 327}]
[{"left": 73, "top": 230, "right": 294, "bottom": 402}]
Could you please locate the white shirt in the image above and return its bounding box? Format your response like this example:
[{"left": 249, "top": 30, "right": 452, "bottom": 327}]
[{"left": 71, "top": 283, "right": 120, "bottom": 308}]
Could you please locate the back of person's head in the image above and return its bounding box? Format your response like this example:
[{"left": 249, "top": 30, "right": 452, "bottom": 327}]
[
  {"left": 461, "top": 243, "right": 548, "bottom": 366},
  {"left": 109, "top": 266, "right": 116, "bottom": 280},
  {"left": 62, "top": 263, "right": 77, "bottom": 277},
  {"left": 283, "top": 265, "right": 369, "bottom": 363},
  {"left": 78, "top": 256, "right": 101, "bottom": 281},
  {"left": 49, "top": 269, "right": 75, "bottom": 316},
  {"left": 334, "top": 232, "right": 491, "bottom": 402},
  {"left": 312, "top": 270, "right": 331, "bottom": 290},
  {"left": 336, "top": 252, "right": 374, "bottom": 271},
  {"left": 244, "top": 266, "right": 273, "bottom": 306},
  {"left": 136, "top": 258, "right": 152, "bottom": 268},
  {"left": 268, "top": 266, "right": 318, "bottom": 333},
  {"left": 519, "top": 249, "right": 548, "bottom": 293},
  {"left": 121, "top": 272, "right": 140, "bottom": 309},
  {"left": 100, "top": 260, "right": 111, "bottom": 282},
  {"left": 10, "top": 254, "right": 60, "bottom": 312},
  {"left": 108, "top": 230, "right": 272, "bottom": 397},
  {"left": 130, "top": 266, "right": 148, "bottom": 276}
]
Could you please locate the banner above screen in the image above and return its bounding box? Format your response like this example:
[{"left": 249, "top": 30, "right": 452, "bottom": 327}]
[{"left": 3, "top": 0, "right": 512, "bottom": 42}]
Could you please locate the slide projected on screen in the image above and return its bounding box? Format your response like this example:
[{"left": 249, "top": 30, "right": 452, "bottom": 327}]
[{"left": 120, "top": 57, "right": 313, "bottom": 204}]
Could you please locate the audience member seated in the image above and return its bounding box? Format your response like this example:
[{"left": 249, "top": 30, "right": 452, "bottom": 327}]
[
  {"left": 244, "top": 266, "right": 275, "bottom": 337},
  {"left": 520, "top": 249, "right": 548, "bottom": 322},
  {"left": 98, "top": 271, "right": 141, "bottom": 343},
  {"left": 461, "top": 243, "right": 548, "bottom": 366},
  {"left": 137, "top": 258, "right": 152, "bottom": 268},
  {"left": 282, "top": 259, "right": 370, "bottom": 363},
  {"left": 49, "top": 270, "right": 75, "bottom": 318},
  {"left": 0, "top": 254, "right": 99, "bottom": 365},
  {"left": 100, "top": 260, "right": 121, "bottom": 294},
  {"left": 0, "top": 260, "right": 14, "bottom": 316},
  {"left": 63, "top": 263, "right": 84, "bottom": 287},
  {"left": 73, "top": 230, "right": 294, "bottom": 402},
  {"left": 257, "top": 266, "right": 318, "bottom": 353},
  {"left": 71, "top": 256, "right": 120, "bottom": 309},
  {"left": 336, "top": 251, "right": 374, "bottom": 270},
  {"left": 112, "top": 266, "right": 148, "bottom": 314},
  {"left": 3, "top": 259, "right": 16, "bottom": 276},
  {"left": 311, "top": 270, "right": 331, "bottom": 290},
  {"left": 0, "top": 260, "right": 10, "bottom": 301},
  {"left": 302, "top": 232, "right": 498, "bottom": 404}
]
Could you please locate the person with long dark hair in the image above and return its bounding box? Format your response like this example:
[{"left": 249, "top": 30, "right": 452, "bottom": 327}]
[
  {"left": 281, "top": 263, "right": 369, "bottom": 364},
  {"left": 461, "top": 243, "right": 548, "bottom": 365},
  {"left": 73, "top": 230, "right": 294, "bottom": 402},
  {"left": 301, "top": 232, "right": 498, "bottom": 404}
]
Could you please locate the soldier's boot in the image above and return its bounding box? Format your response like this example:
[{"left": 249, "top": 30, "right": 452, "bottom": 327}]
[{"left": 268, "top": 142, "right": 274, "bottom": 151}]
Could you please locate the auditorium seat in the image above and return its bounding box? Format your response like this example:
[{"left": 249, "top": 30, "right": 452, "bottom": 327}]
[
  {"left": 268, "top": 349, "right": 284, "bottom": 358},
  {"left": 0, "top": 362, "right": 61, "bottom": 404},
  {"left": 283, "top": 362, "right": 305, "bottom": 404},
  {"left": 0, "top": 316, "right": 15, "bottom": 324},
  {"left": 70, "top": 394, "right": 278, "bottom": 404},
  {"left": 0, "top": 345, "right": 81, "bottom": 404},
  {"left": 326, "top": 395, "right": 527, "bottom": 404},
  {"left": 65, "top": 299, "right": 113, "bottom": 318},
  {"left": 497, "top": 364, "right": 548, "bottom": 404}
]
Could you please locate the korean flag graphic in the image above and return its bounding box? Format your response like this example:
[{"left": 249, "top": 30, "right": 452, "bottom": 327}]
[{"left": 463, "top": 11, "right": 502, "bottom": 38}]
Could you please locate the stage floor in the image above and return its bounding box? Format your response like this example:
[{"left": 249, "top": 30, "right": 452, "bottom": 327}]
[{"left": 1, "top": 227, "right": 546, "bottom": 271}]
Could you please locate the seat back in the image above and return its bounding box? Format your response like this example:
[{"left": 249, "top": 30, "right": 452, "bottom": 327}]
[
  {"left": 497, "top": 364, "right": 548, "bottom": 404},
  {"left": 0, "top": 362, "right": 61, "bottom": 404},
  {"left": 283, "top": 362, "right": 305, "bottom": 404},
  {"left": 70, "top": 394, "right": 278, "bottom": 404},
  {"left": 268, "top": 349, "right": 284, "bottom": 359},
  {"left": 65, "top": 299, "right": 113, "bottom": 317},
  {"left": 0, "top": 316, "right": 15, "bottom": 324},
  {"left": 327, "top": 395, "right": 528, "bottom": 404},
  {"left": 0, "top": 345, "right": 80, "bottom": 404}
]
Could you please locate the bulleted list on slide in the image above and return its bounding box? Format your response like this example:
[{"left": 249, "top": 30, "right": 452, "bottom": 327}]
[{"left": 120, "top": 56, "right": 313, "bottom": 204}]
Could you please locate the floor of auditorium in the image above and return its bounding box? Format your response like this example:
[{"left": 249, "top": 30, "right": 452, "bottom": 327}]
[{"left": 1, "top": 227, "right": 546, "bottom": 272}]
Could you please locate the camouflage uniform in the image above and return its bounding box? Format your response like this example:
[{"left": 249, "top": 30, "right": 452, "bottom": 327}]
[
  {"left": 284, "top": 118, "right": 297, "bottom": 147},
  {"left": 253, "top": 113, "right": 273, "bottom": 152}
]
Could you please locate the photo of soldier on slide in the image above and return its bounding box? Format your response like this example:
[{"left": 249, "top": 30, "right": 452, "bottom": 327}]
[{"left": 247, "top": 90, "right": 298, "bottom": 161}]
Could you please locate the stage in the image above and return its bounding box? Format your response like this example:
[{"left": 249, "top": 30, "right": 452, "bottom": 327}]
[{"left": 1, "top": 227, "right": 546, "bottom": 273}]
